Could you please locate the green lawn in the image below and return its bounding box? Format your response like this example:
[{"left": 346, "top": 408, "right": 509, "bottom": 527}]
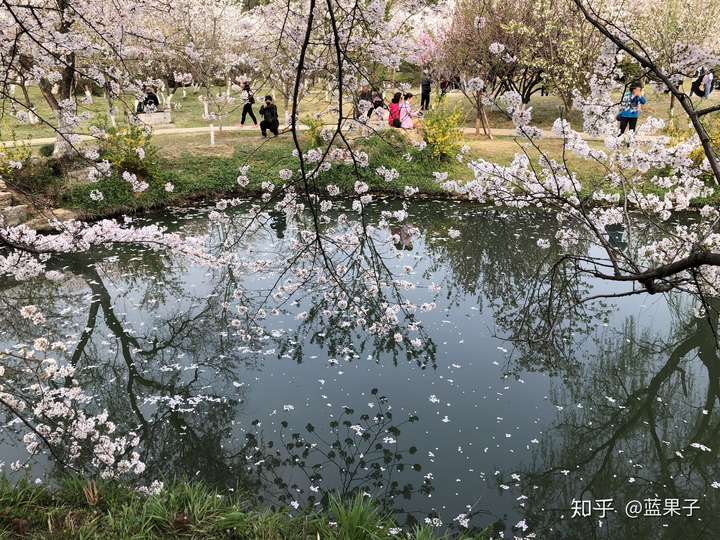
[
  {"left": 5, "top": 103, "right": 717, "bottom": 221},
  {"left": 19, "top": 128, "right": 616, "bottom": 218}
]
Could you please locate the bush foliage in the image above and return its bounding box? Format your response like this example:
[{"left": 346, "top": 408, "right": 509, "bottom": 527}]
[
  {"left": 95, "top": 118, "right": 159, "bottom": 178},
  {"left": 421, "top": 101, "right": 465, "bottom": 161}
]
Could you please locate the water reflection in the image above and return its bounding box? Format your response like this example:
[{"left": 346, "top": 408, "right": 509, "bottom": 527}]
[
  {"left": 520, "top": 298, "right": 720, "bottom": 538},
  {"left": 0, "top": 200, "right": 718, "bottom": 538},
  {"left": 418, "top": 205, "right": 606, "bottom": 377}
]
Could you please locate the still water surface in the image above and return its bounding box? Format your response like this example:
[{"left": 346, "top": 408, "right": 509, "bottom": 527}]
[{"left": 0, "top": 199, "right": 717, "bottom": 539}]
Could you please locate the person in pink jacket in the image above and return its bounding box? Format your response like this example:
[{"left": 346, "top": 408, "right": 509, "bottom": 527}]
[{"left": 399, "top": 93, "right": 417, "bottom": 129}]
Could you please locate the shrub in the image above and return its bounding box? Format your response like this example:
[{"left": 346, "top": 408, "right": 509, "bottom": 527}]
[
  {"left": 93, "top": 115, "right": 159, "bottom": 178},
  {"left": 0, "top": 131, "right": 32, "bottom": 180},
  {"left": 421, "top": 102, "right": 464, "bottom": 161},
  {"left": 302, "top": 115, "right": 326, "bottom": 148},
  {"left": 39, "top": 144, "right": 55, "bottom": 157}
]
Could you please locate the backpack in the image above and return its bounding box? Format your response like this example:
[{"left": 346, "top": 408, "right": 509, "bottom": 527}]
[
  {"left": 248, "top": 92, "right": 255, "bottom": 105},
  {"left": 691, "top": 76, "right": 704, "bottom": 97}
]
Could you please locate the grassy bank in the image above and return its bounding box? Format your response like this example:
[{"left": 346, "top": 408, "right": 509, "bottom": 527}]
[
  {"left": 9, "top": 127, "right": 616, "bottom": 218},
  {"left": 0, "top": 477, "right": 492, "bottom": 539},
  {"left": 6, "top": 125, "right": 718, "bottom": 223},
  {"left": 58, "top": 132, "right": 720, "bottom": 216},
  {"left": 30, "top": 131, "right": 476, "bottom": 217}
]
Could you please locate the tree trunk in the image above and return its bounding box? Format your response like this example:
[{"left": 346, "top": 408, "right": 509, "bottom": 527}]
[
  {"left": 53, "top": 106, "right": 77, "bottom": 158},
  {"left": 483, "top": 108, "right": 493, "bottom": 139},
  {"left": 283, "top": 95, "right": 290, "bottom": 127},
  {"left": 19, "top": 83, "right": 32, "bottom": 109},
  {"left": 105, "top": 84, "right": 117, "bottom": 128},
  {"left": 669, "top": 93, "right": 675, "bottom": 118},
  {"left": 38, "top": 76, "right": 76, "bottom": 158},
  {"left": 478, "top": 103, "right": 492, "bottom": 139},
  {"left": 561, "top": 93, "right": 573, "bottom": 114}
]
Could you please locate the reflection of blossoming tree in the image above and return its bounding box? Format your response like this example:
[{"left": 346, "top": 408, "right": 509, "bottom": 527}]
[
  {"left": 0, "top": 205, "right": 441, "bottom": 491},
  {"left": 421, "top": 205, "right": 607, "bottom": 376},
  {"left": 518, "top": 300, "right": 720, "bottom": 538},
  {"left": 239, "top": 389, "right": 434, "bottom": 521}
]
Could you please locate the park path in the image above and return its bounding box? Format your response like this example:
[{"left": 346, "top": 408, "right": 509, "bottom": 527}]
[{"left": 0, "top": 124, "right": 620, "bottom": 148}]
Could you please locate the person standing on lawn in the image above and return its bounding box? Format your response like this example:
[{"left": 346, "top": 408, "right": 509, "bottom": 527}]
[
  {"left": 618, "top": 83, "right": 646, "bottom": 135},
  {"left": 420, "top": 73, "right": 432, "bottom": 111},
  {"left": 240, "top": 82, "right": 257, "bottom": 126},
  {"left": 259, "top": 95, "right": 280, "bottom": 137}
]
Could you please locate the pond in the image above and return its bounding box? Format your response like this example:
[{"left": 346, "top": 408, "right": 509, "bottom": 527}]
[{"left": 1, "top": 199, "right": 718, "bottom": 539}]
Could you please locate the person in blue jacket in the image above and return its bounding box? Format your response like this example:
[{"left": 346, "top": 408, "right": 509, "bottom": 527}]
[{"left": 618, "top": 83, "right": 647, "bottom": 135}]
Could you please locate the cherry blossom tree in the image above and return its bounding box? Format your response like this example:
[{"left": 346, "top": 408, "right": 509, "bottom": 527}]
[
  {"left": 146, "top": 0, "right": 258, "bottom": 130},
  {"left": 624, "top": 0, "right": 720, "bottom": 118},
  {"left": 433, "top": 5, "right": 720, "bottom": 307},
  {"left": 0, "top": 0, "right": 160, "bottom": 156}
]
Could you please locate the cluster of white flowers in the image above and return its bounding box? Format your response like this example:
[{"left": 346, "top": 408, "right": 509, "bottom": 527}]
[
  {"left": 465, "top": 77, "right": 485, "bottom": 93},
  {"left": 354, "top": 181, "right": 369, "bottom": 194},
  {"left": 306, "top": 148, "right": 323, "bottom": 162},
  {"left": 122, "top": 171, "right": 149, "bottom": 193},
  {"left": 488, "top": 42, "right": 506, "bottom": 55},
  {"left": 453, "top": 513, "right": 470, "bottom": 528},
  {"left": 375, "top": 166, "right": 399, "bottom": 182}
]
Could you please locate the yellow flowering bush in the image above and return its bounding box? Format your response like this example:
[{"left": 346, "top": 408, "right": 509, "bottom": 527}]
[
  {"left": 303, "top": 115, "right": 325, "bottom": 148},
  {"left": 94, "top": 116, "right": 158, "bottom": 177},
  {"left": 422, "top": 102, "right": 465, "bottom": 161},
  {"left": 0, "top": 131, "right": 32, "bottom": 181}
]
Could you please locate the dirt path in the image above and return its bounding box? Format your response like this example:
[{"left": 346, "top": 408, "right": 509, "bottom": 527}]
[{"left": 1, "top": 124, "right": 646, "bottom": 148}]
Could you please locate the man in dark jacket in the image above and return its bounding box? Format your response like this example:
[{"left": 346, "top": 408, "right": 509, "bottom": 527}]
[
  {"left": 137, "top": 86, "right": 160, "bottom": 113},
  {"left": 420, "top": 73, "right": 431, "bottom": 111},
  {"left": 259, "top": 95, "right": 279, "bottom": 137}
]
